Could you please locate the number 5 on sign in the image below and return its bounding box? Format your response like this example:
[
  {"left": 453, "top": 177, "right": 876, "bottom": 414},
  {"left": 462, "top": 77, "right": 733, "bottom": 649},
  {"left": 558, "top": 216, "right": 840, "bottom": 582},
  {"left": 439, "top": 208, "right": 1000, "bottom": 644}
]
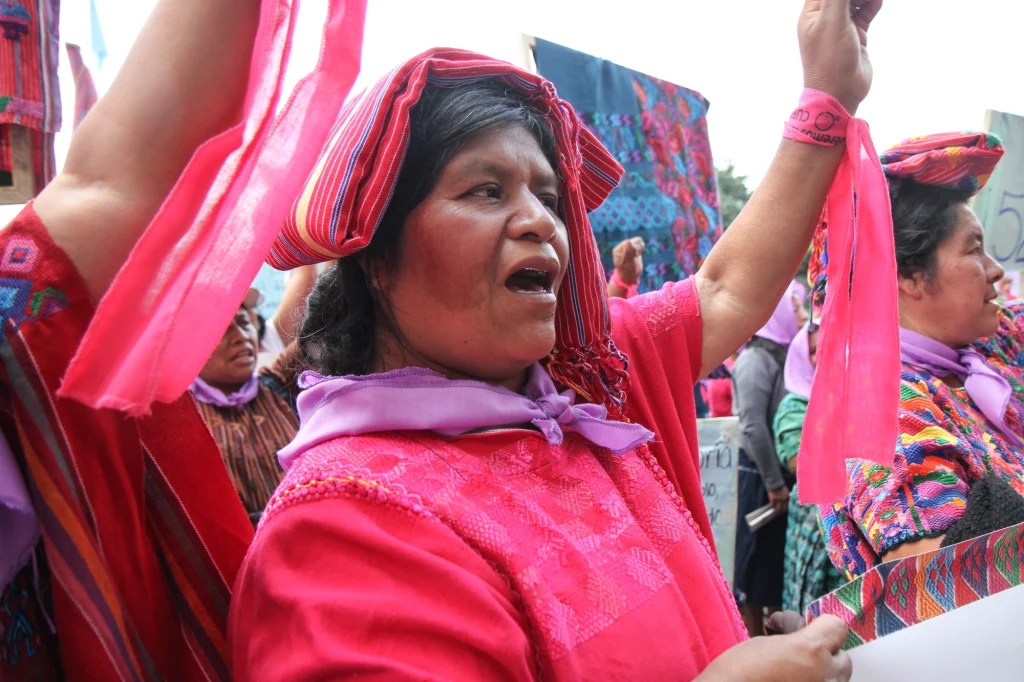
[
  {"left": 977, "top": 110, "right": 1024, "bottom": 270},
  {"left": 989, "top": 191, "right": 1024, "bottom": 264}
]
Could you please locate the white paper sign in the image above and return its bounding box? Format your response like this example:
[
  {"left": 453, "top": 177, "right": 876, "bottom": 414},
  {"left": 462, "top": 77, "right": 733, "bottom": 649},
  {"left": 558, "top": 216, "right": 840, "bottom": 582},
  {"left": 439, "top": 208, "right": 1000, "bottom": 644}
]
[
  {"left": 250, "top": 262, "right": 288, "bottom": 317},
  {"left": 849, "top": 584, "right": 1024, "bottom": 681},
  {"left": 697, "top": 417, "right": 739, "bottom": 586},
  {"left": 976, "top": 110, "right": 1024, "bottom": 271}
]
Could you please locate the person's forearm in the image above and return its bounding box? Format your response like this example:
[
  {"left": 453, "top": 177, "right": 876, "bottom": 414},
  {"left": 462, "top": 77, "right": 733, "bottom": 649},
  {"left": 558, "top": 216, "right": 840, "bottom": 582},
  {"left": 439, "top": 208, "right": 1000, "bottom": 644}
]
[
  {"left": 743, "top": 422, "right": 786, "bottom": 491},
  {"left": 274, "top": 265, "right": 319, "bottom": 341},
  {"left": 36, "top": 0, "right": 260, "bottom": 299},
  {"left": 695, "top": 140, "right": 842, "bottom": 376},
  {"left": 607, "top": 282, "right": 629, "bottom": 299}
]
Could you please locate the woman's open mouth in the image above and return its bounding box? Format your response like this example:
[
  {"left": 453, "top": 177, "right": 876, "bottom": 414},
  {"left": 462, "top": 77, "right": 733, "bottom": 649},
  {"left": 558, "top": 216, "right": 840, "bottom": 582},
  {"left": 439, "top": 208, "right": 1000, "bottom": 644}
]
[
  {"left": 505, "top": 267, "right": 555, "bottom": 294},
  {"left": 231, "top": 348, "right": 256, "bottom": 365}
]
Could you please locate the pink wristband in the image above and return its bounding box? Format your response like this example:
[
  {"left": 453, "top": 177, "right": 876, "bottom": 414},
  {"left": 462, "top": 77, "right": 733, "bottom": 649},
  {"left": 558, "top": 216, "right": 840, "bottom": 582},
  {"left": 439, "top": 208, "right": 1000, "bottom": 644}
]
[
  {"left": 783, "top": 88, "right": 851, "bottom": 147},
  {"left": 609, "top": 269, "right": 640, "bottom": 299}
]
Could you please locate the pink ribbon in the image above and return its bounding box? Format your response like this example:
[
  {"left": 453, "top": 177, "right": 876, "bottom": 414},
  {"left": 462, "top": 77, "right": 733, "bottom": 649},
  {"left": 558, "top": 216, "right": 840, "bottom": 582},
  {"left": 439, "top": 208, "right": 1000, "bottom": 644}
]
[
  {"left": 59, "top": 0, "right": 367, "bottom": 414},
  {"left": 609, "top": 268, "right": 639, "bottom": 299},
  {"left": 784, "top": 89, "right": 849, "bottom": 147},
  {"left": 784, "top": 90, "right": 901, "bottom": 504}
]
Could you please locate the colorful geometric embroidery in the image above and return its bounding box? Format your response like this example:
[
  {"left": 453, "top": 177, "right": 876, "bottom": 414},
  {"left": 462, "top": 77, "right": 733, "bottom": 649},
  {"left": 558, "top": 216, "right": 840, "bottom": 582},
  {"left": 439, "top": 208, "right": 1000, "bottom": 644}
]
[
  {"left": 28, "top": 287, "right": 66, "bottom": 318},
  {"left": 0, "top": 0, "right": 61, "bottom": 189},
  {"left": 807, "top": 523, "right": 1024, "bottom": 649},
  {"left": 0, "top": 561, "right": 60, "bottom": 680},
  {"left": 0, "top": 276, "right": 34, "bottom": 330},
  {"left": 924, "top": 547, "right": 956, "bottom": 612},
  {"left": 633, "top": 73, "right": 721, "bottom": 277},
  {"left": 578, "top": 112, "right": 651, "bottom": 165},
  {"left": 0, "top": 2, "right": 30, "bottom": 41},
  {"left": 534, "top": 39, "right": 723, "bottom": 290},
  {"left": 0, "top": 236, "right": 69, "bottom": 329},
  {"left": 821, "top": 303, "right": 1024, "bottom": 577},
  {"left": 0, "top": 238, "right": 38, "bottom": 274}
]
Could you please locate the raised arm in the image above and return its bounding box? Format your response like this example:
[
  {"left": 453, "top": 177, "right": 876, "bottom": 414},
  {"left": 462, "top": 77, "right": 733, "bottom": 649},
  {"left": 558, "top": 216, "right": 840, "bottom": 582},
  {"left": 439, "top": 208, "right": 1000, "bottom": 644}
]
[
  {"left": 33, "top": 0, "right": 260, "bottom": 301},
  {"left": 607, "top": 237, "right": 644, "bottom": 299},
  {"left": 271, "top": 264, "right": 319, "bottom": 343},
  {"left": 694, "top": 0, "right": 882, "bottom": 377}
]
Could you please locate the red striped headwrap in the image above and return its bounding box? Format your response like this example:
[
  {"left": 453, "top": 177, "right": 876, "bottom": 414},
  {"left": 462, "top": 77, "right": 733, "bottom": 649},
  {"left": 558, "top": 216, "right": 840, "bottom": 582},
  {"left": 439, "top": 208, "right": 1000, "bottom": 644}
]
[
  {"left": 269, "top": 48, "right": 631, "bottom": 414},
  {"left": 880, "top": 131, "right": 1004, "bottom": 194}
]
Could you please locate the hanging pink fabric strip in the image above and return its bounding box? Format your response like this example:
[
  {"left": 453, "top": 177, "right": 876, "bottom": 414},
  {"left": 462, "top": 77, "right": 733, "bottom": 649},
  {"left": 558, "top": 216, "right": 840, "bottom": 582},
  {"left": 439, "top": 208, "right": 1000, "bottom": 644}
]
[
  {"left": 799, "top": 118, "right": 901, "bottom": 504},
  {"left": 58, "top": 0, "right": 367, "bottom": 414}
]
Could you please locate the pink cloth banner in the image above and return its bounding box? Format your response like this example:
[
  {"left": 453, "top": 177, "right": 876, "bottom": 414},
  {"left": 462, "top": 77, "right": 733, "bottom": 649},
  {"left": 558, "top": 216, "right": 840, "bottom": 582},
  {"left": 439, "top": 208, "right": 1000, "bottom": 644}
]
[
  {"left": 59, "top": 0, "right": 367, "bottom": 414},
  {"left": 799, "top": 120, "right": 901, "bottom": 503}
]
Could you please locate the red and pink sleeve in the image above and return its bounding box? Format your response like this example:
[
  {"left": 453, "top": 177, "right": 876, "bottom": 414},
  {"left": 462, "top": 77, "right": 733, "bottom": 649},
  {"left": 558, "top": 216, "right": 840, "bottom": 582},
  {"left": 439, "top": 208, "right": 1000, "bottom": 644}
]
[{"left": 608, "top": 280, "right": 711, "bottom": 543}]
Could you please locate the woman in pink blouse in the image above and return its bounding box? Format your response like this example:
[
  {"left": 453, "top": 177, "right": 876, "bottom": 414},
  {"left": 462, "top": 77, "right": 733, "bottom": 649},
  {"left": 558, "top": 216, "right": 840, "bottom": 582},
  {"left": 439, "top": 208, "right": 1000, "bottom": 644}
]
[{"left": 228, "top": 1, "right": 883, "bottom": 680}]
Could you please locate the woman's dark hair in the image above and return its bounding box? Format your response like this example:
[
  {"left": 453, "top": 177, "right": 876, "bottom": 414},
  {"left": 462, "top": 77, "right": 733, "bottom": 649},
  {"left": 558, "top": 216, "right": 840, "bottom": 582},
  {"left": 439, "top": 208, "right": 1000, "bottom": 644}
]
[
  {"left": 256, "top": 313, "right": 267, "bottom": 343},
  {"left": 890, "top": 178, "right": 972, "bottom": 281},
  {"left": 300, "top": 78, "right": 560, "bottom": 376}
]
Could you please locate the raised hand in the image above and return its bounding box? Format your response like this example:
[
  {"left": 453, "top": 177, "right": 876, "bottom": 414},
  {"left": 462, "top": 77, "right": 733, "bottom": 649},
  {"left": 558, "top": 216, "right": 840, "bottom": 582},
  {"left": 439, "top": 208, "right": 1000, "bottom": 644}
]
[
  {"left": 612, "top": 237, "right": 646, "bottom": 285},
  {"left": 799, "top": 0, "right": 883, "bottom": 114}
]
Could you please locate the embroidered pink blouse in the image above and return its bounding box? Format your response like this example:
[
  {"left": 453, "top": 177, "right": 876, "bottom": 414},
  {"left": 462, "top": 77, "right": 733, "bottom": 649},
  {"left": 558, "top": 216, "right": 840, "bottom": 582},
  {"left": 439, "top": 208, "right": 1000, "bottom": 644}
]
[{"left": 229, "top": 280, "right": 746, "bottom": 680}]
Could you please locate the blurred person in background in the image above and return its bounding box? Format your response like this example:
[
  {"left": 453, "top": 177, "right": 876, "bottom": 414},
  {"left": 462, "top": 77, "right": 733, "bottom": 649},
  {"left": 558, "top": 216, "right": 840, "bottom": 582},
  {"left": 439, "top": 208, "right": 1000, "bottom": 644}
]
[
  {"left": 821, "top": 133, "right": 1024, "bottom": 577},
  {"left": 190, "top": 290, "right": 304, "bottom": 525},
  {"left": 732, "top": 280, "right": 805, "bottom": 636},
  {"left": 775, "top": 322, "right": 845, "bottom": 613},
  {"left": 252, "top": 264, "right": 318, "bottom": 368}
]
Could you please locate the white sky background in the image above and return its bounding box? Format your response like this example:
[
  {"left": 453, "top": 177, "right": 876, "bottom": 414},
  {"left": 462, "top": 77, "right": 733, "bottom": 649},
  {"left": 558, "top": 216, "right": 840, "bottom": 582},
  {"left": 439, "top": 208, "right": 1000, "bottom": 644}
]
[{"left": 53, "top": 0, "right": 1024, "bottom": 190}]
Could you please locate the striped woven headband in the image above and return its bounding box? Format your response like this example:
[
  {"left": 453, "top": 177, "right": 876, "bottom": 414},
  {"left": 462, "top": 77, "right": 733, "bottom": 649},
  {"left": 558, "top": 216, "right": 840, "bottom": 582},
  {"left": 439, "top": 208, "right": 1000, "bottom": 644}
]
[
  {"left": 268, "top": 48, "right": 631, "bottom": 412},
  {"left": 880, "top": 131, "right": 1004, "bottom": 195}
]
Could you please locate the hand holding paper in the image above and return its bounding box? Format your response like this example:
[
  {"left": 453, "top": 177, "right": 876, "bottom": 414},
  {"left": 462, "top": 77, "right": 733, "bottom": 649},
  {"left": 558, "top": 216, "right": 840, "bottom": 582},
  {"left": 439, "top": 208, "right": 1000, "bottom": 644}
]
[{"left": 697, "top": 615, "right": 852, "bottom": 682}]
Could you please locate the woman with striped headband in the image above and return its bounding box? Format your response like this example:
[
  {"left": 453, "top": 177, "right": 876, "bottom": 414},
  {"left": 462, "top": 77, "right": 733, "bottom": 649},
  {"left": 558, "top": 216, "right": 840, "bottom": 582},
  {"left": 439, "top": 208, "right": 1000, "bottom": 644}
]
[
  {"left": 226, "top": 1, "right": 882, "bottom": 680},
  {"left": 818, "top": 132, "right": 1024, "bottom": 578}
]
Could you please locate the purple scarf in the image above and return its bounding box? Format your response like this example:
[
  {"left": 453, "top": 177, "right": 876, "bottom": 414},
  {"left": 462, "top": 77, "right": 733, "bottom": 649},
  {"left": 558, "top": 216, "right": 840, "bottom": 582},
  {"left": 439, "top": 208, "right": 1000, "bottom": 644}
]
[
  {"left": 0, "top": 432, "right": 38, "bottom": 591},
  {"left": 900, "top": 327, "right": 1023, "bottom": 447},
  {"left": 784, "top": 323, "right": 815, "bottom": 399},
  {"left": 189, "top": 374, "right": 260, "bottom": 409},
  {"left": 278, "top": 362, "right": 655, "bottom": 471},
  {"left": 756, "top": 281, "right": 805, "bottom": 347}
]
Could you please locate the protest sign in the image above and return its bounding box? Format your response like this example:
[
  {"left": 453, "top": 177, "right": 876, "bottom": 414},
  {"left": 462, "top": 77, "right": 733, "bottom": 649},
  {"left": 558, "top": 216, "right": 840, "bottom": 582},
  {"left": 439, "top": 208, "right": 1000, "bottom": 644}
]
[
  {"left": 697, "top": 417, "right": 739, "bottom": 586},
  {"left": 850, "top": 584, "right": 1024, "bottom": 681},
  {"left": 976, "top": 109, "right": 1024, "bottom": 270},
  {"left": 250, "top": 263, "right": 287, "bottom": 317}
]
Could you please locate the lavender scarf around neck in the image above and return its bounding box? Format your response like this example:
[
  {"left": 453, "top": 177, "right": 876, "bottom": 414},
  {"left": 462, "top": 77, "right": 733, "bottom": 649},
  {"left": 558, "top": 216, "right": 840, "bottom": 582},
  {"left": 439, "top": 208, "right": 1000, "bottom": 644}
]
[
  {"left": 784, "top": 323, "right": 815, "bottom": 399},
  {"left": 756, "top": 281, "right": 805, "bottom": 347},
  {"left": 277, "top": 362, "right": 655, "bottom": 471},
  {"left": 189, "top": 374, "right": 260, "bottom": 409},
  {"left": 900, "top": 327, "right": 1023, "bottom": 447}
]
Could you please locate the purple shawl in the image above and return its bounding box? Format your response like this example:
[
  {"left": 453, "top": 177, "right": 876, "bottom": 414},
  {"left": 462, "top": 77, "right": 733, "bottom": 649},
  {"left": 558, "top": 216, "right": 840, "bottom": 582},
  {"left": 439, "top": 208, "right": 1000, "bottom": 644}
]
[
  {"left": 900, "top": 327, "right": 1023, "bottom": 447},
  {"left": 0, "top": 432, "right": 38, "bottom": 591},
  {"left": 784, "top": 323, "right": 815, "bottom": 399},
  {"left": 756, "top": 281, "right": 806, "bottom": 347},
  {"left": 189, "top": 374, "right": 260, "bottom": 409},
  {"left": 278, "top": 362, "right": 655, "bottom": 471}
]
